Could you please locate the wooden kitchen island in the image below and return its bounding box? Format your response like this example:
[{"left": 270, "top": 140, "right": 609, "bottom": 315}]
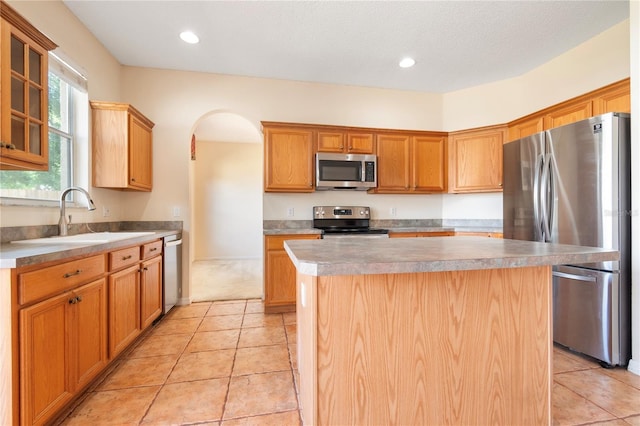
[{"left": 284, "top": 236, "right": 618, "bottom": 426}]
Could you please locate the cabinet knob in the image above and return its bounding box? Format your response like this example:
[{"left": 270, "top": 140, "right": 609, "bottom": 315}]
[{"left": 131, "top": 178, "right": 136, "bottom": 182}]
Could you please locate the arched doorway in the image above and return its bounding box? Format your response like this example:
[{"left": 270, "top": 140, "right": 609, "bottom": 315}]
[{"left": 188, "top": 111, "right": 263, "bottom": 301}]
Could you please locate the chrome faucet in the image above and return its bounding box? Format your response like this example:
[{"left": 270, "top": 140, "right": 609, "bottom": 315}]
[{"left": 59, "top": 187, "right": 96, "bottom": 236}]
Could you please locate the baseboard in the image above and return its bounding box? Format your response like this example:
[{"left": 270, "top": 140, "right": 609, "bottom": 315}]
[
  {"left": 176, "top": 297, "right": 192, "bottom": 306},
  {"left": 628, "top": 358, "right": 640, "bottom": 376}
]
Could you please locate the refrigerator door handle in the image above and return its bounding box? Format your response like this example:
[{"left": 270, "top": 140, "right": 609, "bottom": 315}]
[
  {"left": 546, "top": 153, "right": 556, "bottom": 241},
  {"left": 533, "top": 154, "right": 545, "bottom": 241},
  {"left": 552, "top": 270, "right": 597, "bottom": 282},
  {"left": 540, "top": 153, "right": 552, "bottom": 242}
]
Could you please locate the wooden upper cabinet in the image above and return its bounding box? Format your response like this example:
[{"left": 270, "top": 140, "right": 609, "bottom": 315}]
[
  {"left": 508, "top": 115, "right": 544, "bottom": 142},
  {"left": 317, "top": 130, "right": 374, "bottom": 154},
  {"left": 263, "top": 123, "right": 314, "bottom": 192},
  {"left": 592, "top": 79, "right": 630, "bottom": 115},
  {"left": 448, "top": 125, "right": 506, "bottom": 193},
  {"left": 413, "top": 135, "right": 447, "bottom": 192},
  {"left": 91, "top": 101, "right": 155, "bottom": 191},
  {"left": 0, "top": 1, "right": 57, "bottom": 170},
  {"left": 375, "top": 132, "right": 447, "bottom": 193},
  {"left": 543, "top": 99, "right": 592, "bottom": 129},
  {"left": 317, "top": 130, "right": 345, "bottom": 153},
  {"left": 346, "top": 132, "right": 374, "bottom": 154},
  {"left": 375, "top": 134, "right": 411, "bottom": 192}
]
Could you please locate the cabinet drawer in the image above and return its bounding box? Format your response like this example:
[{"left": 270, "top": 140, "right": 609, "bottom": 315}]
[
  {"left": 142, "top": 240, "right": 162, "bottom": 259},
  {"left": 19, "top": 255, "right": 106, "bottom": 305},
  {"left": 109, "top": 246, "right": 141, "bottom": 271}
]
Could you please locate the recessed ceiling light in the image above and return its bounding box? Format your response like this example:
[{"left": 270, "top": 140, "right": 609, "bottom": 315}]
[
  {"left": 180, "top": 31, "right": 199, "bottom": 44},
  {"left": 399, "top": 57, "right": 416, "bottom": 68}
]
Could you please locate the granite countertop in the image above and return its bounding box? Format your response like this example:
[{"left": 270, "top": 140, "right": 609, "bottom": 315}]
[
  {"left": 0, "top": 230, "right": 180, "bottom": 269},
  {"left": 284, "top": 236, "right": 619, "bottom": 276}
]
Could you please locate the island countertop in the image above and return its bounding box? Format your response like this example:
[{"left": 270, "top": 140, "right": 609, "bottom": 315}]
[{"left": 284, "top": 236, "right": 619, "bottom": 276}]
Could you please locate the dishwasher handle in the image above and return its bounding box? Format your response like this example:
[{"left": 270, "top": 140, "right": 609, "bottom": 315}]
[{"left": 165, "top": 239, "right": 183, "bottom": 248}]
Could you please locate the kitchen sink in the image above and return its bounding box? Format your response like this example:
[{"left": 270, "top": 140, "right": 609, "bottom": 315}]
[{"left": 11, "top": 231, "right": 156, "bottom": 245}]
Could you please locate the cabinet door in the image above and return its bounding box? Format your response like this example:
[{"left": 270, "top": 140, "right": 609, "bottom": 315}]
[
  {"left": 264, "top": 127, "right": 314, "bottom": 192},
  {"left": 376, "top": 134, "right": 411, "bottom": 191},
  {"left": 128, "top": 114, "right": 153, "bottom": 190},
  {"left": 0, "top": 22, "right": 52, "bottom": 171},
  {"left": 108, "top": 265, "right": 141, "bottom": 358},
  {"left": 317, "top": 131, "right": 345, "bottom": 153},
  {"left": 264, "top": 235, "right": 320, "bottom": 308},
  {"left": 70, "top": 279, "right": 108, "bottom": 390},
  {"left": 543, "top": 100, "right": 592, "bottom": 129},
  {"left": 449, "top": 126, "right": 505, "bottom": 193},
  {"left": 508, "top": 115, "right": 544, "bottom": 141},
  {"left": 592, "top": 81, "right": 630, "bottom": 115},
  {"left": 346, "top": 132, "right": 374, "bottom": 154},
  {"left": 140, "top": 256, "right": 162, "bottom": 329},
  {"left": 20, "top": 292, "right": 73, "bottom": 425},
  {"left": 413, "top": 136, "right": 446, "bottom": 192},
  {"left": 265, "top": 250, "right": 298, "bottom": 306}
]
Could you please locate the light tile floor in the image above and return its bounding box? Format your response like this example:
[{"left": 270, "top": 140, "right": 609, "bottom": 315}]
[{"left": 60, "top": 299, "right": 640, "bottom": 425}]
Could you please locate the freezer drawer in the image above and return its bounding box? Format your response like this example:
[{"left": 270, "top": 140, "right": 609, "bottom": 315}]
[{"left": 552, "top": 265, "right": 627, "bottom": 366}]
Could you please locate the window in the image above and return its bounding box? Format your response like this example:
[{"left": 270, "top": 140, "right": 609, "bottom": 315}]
[{"left": 0, "top": 53, "right": 88, "bottom": 204}]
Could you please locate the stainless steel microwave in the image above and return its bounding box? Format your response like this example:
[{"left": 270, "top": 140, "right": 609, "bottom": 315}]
[{"left": 315, "top": 153, "right": 377, "bottom": 190}]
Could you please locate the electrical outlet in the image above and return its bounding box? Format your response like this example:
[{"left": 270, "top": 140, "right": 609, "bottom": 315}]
[
  {"left": 102, "top": 206, "right": 110, "bottom": 217},
  {"left": 173, "top": 206, "right": 181, "bottom": 217},
  {"left": 287, "top": 207, "right": 295, "bottom": 217},
  {"left": 390, "top": 207, "right": 397, "bottom": 217}
]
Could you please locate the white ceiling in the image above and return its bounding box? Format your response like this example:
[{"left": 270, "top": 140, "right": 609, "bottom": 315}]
[{"left": 62, "top": 0, "right": 629, "bottom": 94}]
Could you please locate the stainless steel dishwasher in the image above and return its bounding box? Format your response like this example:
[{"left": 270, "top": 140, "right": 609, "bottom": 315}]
[{"left": 163, "top": 233, "right": 182, "bottom": 314}]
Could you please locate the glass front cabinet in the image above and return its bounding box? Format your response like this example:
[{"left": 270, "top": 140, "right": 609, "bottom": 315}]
[{"left": 1, "top": 1, "right": 57, "bottom": 170}]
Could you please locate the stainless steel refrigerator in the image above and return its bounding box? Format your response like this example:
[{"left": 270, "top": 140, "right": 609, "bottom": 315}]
[{"left": 503, "top": 112, "right": 631, "bottom": 366}]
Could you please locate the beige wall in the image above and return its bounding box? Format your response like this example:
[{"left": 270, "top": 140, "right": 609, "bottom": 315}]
[
  {"left": 442, "top": 20, "right": 630, "bottom": 131},
  {"left": 193, "top": 141, "right": 263, "bottom": 260}
]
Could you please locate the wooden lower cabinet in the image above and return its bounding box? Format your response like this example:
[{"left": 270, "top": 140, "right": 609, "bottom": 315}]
[
  {"left": 20, "top": 279, "right": 107, "bottom": 426},
  {"left": 108, "top": 265, "right": 141, "bottom": 358},
  {"left": 140, "top": 255, "right": 163, "bottom": 329},
  {"left": 264, "top": 234, "right": 321, "bottom": 309},
  {"left": 13, "top": 238, "right": 166, "bottom": 425},
  {"left": 108, "top": 240, "right": 163, "bottom": 357}
]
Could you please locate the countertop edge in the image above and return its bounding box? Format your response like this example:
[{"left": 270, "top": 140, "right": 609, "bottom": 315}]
[
  {"left": 284, "top": 237, "right": 619, "bottom": 277},
  {"left": 0, "top": 230, "right": 180, "bottom": 269}
]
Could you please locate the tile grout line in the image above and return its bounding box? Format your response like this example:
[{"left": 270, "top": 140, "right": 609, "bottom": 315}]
[
  {"left": 218, "top": 300, "right": 247, "bottom": 424},
  {"left": 136, "top": 303, "right": 212, "bottom": 425}
]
